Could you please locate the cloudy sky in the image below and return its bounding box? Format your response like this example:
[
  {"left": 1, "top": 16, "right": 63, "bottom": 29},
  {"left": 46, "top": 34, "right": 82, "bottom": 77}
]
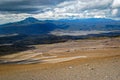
[{"left": 0, "top": 0, "right": 120, "bottom": 24}]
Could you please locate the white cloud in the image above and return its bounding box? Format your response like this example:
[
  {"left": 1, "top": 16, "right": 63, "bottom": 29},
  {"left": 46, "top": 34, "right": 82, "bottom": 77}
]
[
  {"left": 57, "top": 0, "right": 112, "bottom": 11},
  {"left": 111, "top": 0, "right": 120, "bottom": 18},
  {"left": 112, "top": 0, "right": 120, "bottom": 8},
  {"left": 112, "top": 9, "right": 118, "bottom": 16},
  {"left": 34, "top": 0, "right": 112, "bottom": 19},
  {"left": 0, "top": 0, "right": 120, "bottom": 24},
  {"left": 0, "top": 13, "right": 32, "bottom": 24}
]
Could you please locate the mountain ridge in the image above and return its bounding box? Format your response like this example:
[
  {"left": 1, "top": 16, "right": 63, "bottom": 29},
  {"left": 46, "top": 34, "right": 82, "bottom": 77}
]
[
  {"left": 0, "top": 17, "right": 120, "bottom": 35},
  {"left": 0, "top": 17, "right": 118, "bottom": 26}
]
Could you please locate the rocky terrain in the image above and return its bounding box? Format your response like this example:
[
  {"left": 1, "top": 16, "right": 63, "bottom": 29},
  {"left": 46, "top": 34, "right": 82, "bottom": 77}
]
[{"left": 0, "top": 37, "right": 120, "bottom": 80}]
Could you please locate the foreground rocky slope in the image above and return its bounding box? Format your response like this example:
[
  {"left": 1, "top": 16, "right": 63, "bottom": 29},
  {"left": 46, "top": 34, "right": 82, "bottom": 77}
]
[{"left": 0, "top": 37, "right": 120, "bottom": 80}]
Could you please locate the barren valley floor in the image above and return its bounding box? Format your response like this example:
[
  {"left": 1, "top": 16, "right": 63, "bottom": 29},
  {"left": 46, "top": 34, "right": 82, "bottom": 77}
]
[{"left": 0, "top": 37, "right": 120, "bottom": 80}]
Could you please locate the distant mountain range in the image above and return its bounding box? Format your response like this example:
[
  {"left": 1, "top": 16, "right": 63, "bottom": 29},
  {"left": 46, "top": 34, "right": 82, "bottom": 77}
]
[
  {"left": 0, "top": 17, "right": 120, "bottom": 55},
  {"left": 0, "top": 17, "right": 120, "bottom": 35}
]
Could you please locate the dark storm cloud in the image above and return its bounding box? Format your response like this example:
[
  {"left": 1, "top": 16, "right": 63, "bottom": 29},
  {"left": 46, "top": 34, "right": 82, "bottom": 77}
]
[{"left": 0, "top": 0, "right": 68, "bottom": 13}]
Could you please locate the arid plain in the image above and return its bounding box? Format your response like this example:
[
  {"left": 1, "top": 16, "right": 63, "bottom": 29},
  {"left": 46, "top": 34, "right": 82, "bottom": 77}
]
[{"left": 0, "top": 37, "right": 120, "bottom": 80}]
